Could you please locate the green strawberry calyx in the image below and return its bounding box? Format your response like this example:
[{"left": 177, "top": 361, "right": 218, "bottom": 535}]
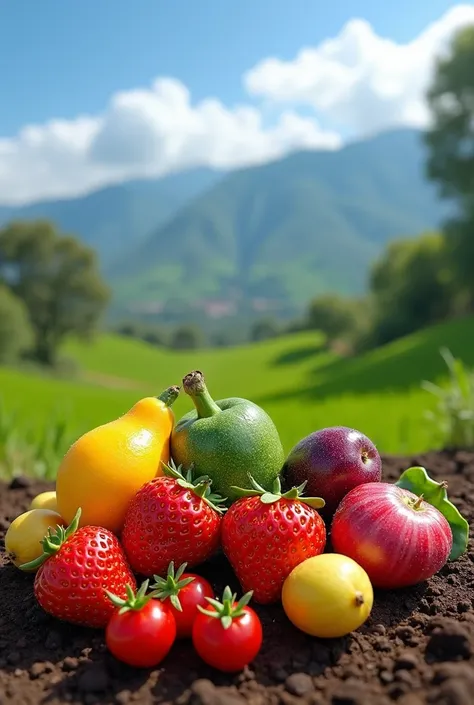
[
  {"left": 150, "top": 561, "right": 195, "bottom": 612},
  {"left": 197, "top": 586, "right": 253, "bottom": 630},
  {"left": 231, "top": 474, "right": 325, "bottom": 509},
  {"left": 106, "top": 580, "right": 154, "bottom": 615},
  {"left": 162, "top": 459, "right": 227, "bottom": 513},
  {"left": 157, "top": 385, "right": 181, "bottom": 407},
  {"left": 19, "top": 507, "right": 82, "bottom": 572}
]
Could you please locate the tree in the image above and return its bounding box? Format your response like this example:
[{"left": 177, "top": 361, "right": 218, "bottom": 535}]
[
  {"left": 0, "top": 286, "right": 33, "bottom": 363},
  {"left": 250, "top": 318, "right": 280, "bottom": 342},
  {"left": 0, "top": 220, "right": 110, "bottom": 365},
  {"left": 369, "top": 232, "right": 455, "bottom": 346},
  {"left": 306, "top": 294, "right": 361, "bottom": 343},
  {"left": 170, "top": 324, "right": 203, "bottom": 350},
  {"left": 425, "top": 25, "right": 474, "bottom": 302}
]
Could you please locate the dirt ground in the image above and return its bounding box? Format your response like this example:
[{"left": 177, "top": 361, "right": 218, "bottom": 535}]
[{"left": 0, "top": 450, "right": 473, "bottom": 705}]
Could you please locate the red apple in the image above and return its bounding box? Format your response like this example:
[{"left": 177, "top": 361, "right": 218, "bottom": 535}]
[
  {"left": 281, "top": 426, "right": 381, "bottom": 516},
  {"left": 331, "top": 483, "right": 453, "bottom": 589}
]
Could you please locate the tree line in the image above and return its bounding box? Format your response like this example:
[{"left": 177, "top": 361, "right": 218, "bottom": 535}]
[
  {"left": 1, "top": 25, "right": 474, "bottom": 363},
  {"left": 269, "top": 26, "right": 474, "bottom": 354}
]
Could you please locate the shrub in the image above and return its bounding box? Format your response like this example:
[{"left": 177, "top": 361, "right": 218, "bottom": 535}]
[{"left": 0, "top": 286, "right": 33, "bottom": 363}]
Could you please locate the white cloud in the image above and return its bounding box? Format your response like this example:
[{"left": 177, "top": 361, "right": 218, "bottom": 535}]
[
  {"left": 1, "top": 4, "right": 474, "bottom": 205},
  {"left": 245, "top": 4, "right": 474, "bottom": 136},
  {"left": 0, "top": 78, "right": 339, "bottom": 206}
]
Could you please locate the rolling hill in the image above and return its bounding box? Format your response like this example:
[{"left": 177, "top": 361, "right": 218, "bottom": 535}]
[
  {"left": 0, "top": 168, "right": 220, "bottom": 270},
  {"left": 2, "top": 314, "right": 474, "bottom": 480},
  {"left": 111, "top": 129, "right": 447, "bottom": 314}
]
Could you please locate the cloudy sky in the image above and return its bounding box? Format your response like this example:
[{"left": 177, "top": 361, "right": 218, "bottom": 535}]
[{"left": 1, "top": 0, "right": 473, "bottom": 205}]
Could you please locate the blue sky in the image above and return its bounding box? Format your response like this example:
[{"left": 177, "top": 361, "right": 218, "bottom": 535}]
[
  {"left": 0, "top": 0, "right": 463, "bottom": 135},
  {"left": 0, "top": 0, "right": 472, "bottom": 205}
]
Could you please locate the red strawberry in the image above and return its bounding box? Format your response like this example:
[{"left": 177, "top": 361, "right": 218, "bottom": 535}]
[
  {"left": 221, "top": 476, "right": 326, "bottom": 604},
  {"left": 121, "top": 461, "right": 225, "bottom": 577},
  {"left": 20, "top": 509, "right": 136, "bottom": 628}
]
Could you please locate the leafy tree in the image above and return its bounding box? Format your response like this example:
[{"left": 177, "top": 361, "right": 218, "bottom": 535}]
[
  {"left": 114, "top": 321, "right": 166, "bottom": 347},
  {"left": 170, "top": 324, "right": 203, "bottom": 350},
  {"left": 425, "top": 25, "right": 474, "bottom": 302},
  {"left": 250, "top": 318, "right": 280, "bottom": 342},
  {"left": 306, "top": 294, "right": 362, "bottom": 343},
  {"left": 0, "top": 286, "right": 33, "bottom": 363},
  {"left": 0, "top": 220, "right": 110, "bottom": 365},
  {"left": 369, "top": 232, "right": 455, "bottom": 346}
]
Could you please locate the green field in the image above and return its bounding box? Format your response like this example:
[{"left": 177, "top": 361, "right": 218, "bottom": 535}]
[{"left": 2, "top": 315, "right": 474, "bottom": 478}]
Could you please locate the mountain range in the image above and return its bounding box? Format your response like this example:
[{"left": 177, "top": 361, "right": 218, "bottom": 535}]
[{"left": 0, "top": 129, "right": 446, "bottom": 320}]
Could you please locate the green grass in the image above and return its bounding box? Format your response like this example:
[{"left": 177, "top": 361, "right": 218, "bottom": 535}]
[{"left": 3, "top": 315, "right": 474, "bottom": 478}]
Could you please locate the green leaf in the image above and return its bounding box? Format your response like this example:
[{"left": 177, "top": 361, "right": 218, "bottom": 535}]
[
  {"left": 260, "top": 492, "right": 281, "bottom": 504},
  {"left": 170, "top": 594, "right": 182, "bottom": 612},
  {"left": 302, "top": 497, "right": 326, "bottom": 509},
  {"left": 395, "top": 466, "right": 469, "bottom": 561},
  {"left": 221, "top": 615, "right": 232, "bottom": 630}
]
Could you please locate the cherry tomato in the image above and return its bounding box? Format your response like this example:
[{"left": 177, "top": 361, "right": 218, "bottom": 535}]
[
  {"left": 151, "top": 562, "right": 214, "bottom": 638},
  {"left": 192, "top": 586, "right": 262, "bottom": 672},
  {"left": 106, "top": 581, "right": 176, "bottom": 668}
]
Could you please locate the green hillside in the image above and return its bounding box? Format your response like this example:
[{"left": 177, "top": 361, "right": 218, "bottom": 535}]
[
  {"left": 3, "top": 314, "right": 474, "bottom": 479},
  {"left": 113, "top": 129, "right": 445, "bottom": 311},
  {"left": 0, "top": 168, "right": 219, "bottom": 270}
]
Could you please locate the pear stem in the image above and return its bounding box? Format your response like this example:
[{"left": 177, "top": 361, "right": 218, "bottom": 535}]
[{"left": 157, "top": 386, "right": 180, "bottom": 407}]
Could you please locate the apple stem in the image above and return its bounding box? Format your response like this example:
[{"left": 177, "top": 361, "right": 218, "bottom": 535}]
[
  {"left": 412, "top": 494, "right": 424, "bottom": 509},
  {"left": 354, "top": 592, "right": 365, "bottom": 606}
]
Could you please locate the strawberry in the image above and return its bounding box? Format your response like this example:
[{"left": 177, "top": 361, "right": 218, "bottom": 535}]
[
  {"left": 221, "top": 476, "right": 327, "bottom": 604},
  {"left": 121, "top": 461, "right": 225, "bottom": 577},
  {"left": 20, "top": 509, "right": 136, "bottom": 628}
]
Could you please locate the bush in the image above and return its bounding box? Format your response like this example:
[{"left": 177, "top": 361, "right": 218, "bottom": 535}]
[
  {"left": 169, "top": 325, "right": 203, "bottom": 350},
  {"left": 250, "top": 318, "right": 280, "bottom": 342},
  {"left": 0, "top": 286, "right": 33, "bottom": 364},
  {"left": 423, "top": 348, "right": 474, "bottom": 449}
]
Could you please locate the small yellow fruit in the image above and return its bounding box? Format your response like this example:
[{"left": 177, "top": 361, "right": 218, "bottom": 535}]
[
  {"left": 282, "top": 553, "right": 374, "bottom": 638},
  {"left": 5, "top": 509, "right": 65, "bottom": 571},
  {"left": 29, "top": 490, "right": 58, "bottom": 512}
]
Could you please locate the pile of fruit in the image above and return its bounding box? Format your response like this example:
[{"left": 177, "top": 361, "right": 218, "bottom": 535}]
[{"left": 4, "top": 370, "right": 470, "bottom": 673}]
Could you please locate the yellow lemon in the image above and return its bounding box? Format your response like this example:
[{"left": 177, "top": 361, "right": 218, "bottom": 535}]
[
  {"left": 29, "top": 490, "right": 58, "bottom": 512},
  {"left": 5, "top": 509, "right": 65, "bottom": 571},
  {"left": 282, "top": 553, "right": 373, "bottom": 638}
]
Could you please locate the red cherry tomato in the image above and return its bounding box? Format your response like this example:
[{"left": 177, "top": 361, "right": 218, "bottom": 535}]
[
  {"left": 169, "top": 574, "right": 214, "bottom": 637},
  {"left": 106, "top": 583, "right": 176, "bottom": 668},
  {"left": 151, "top": 562, "right": 214, "bottom": 638},
  {"left": 192, "top": 587, "right": 262, "bottom": 672}
]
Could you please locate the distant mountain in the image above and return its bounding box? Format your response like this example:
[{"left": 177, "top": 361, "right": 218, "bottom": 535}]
[
  {"left": 111, "top": 129, "right": 446, "bottom": 316},
  {"left": 0, "top": 168, "right": 220, "bottom": 270},
  {"left": 0, "top": 129, "right": 447, "bottom": 320}
]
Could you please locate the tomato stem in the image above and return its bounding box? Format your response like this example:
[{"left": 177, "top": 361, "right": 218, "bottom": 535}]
[
  {"left": 354, "top": 591, "right": 365, "bottom": 606},
  {"left": 150, "top": 561, "right": 195, "bottom": 612},
  {"left": 197, "top": 586, "right": 253, "bottom": 629},
  {"left": 106, "top": 579, "right": 153, "bottom": 614}
]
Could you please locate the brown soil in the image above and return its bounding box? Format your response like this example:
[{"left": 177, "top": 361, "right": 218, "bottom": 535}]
[{"left": 1, "top": 450, "right": 473, "bottom": 705}]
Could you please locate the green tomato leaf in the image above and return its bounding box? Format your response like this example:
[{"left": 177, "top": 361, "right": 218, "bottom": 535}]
[{"left": 395, "top": 466, "right": 469, "bottom": 561}]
